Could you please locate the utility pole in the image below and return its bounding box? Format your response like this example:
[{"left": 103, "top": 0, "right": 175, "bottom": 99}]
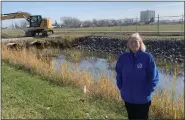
[
  {"left": 157, "top": 14, "right": 159, "bottom": 36},
  {"left": 12, "top": 20, "right": 13, "bottom": 29},
  {"left": 136, "top": 17, "right": 138, "bottom": 32},
  {"left": 181, "top": 14, "right": 184, "bottom": 33}
]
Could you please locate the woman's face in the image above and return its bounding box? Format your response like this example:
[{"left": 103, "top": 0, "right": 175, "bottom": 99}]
[{"left": 128, "top": 37, "right": 140, "bottom": 53}]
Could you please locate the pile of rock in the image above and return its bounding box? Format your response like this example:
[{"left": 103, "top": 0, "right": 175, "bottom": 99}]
[{"left": 76, "top": 36, "right": 184, "bottom": 63}]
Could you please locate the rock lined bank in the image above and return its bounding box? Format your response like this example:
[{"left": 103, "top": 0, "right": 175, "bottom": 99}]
[{"left": 75, "top": 36, "right": 184, "bottom": 63}]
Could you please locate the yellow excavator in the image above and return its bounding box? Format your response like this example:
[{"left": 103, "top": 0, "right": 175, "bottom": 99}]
[{"left": 1, "top": 11, "right": 54, "bottom": 37}]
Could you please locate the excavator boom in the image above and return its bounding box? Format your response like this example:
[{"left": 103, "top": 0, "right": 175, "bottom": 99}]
[{"left": 1, "top": 11, "right": 31, "bottom": 20}]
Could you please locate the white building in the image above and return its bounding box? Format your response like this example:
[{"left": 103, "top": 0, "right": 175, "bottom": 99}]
[
  {"left": 140, "top": 10, "right": 155, "bottom": 23},
  {"left": 124, "top": 18, "right": 134, "bottom": 24}
]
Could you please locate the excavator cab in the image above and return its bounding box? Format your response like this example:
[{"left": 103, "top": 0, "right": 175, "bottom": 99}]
[{"left": 27, "top": 15, "right": 43, "bottom": 27}]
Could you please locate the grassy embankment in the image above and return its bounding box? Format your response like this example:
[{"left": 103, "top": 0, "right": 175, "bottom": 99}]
[{"left": 2, "top": 61, "right": 126, "bottom": 119}]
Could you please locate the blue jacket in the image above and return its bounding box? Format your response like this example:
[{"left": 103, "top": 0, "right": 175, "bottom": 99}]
[{"left": 115, "top": 49, "right": 159, "bottom": 104}]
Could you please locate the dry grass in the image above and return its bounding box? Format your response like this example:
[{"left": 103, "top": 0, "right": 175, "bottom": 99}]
[{"left": 2, "top": 43, "right": 184, "bottom": 119}]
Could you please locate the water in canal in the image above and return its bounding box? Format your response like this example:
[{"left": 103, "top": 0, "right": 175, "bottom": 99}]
[{"left": 52, "top": 49, "right": 184, "bottom": 98}]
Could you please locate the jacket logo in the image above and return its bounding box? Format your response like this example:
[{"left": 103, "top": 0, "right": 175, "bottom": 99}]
[{"left": 137, "top": 63, "right": 142, "bottom": 68}]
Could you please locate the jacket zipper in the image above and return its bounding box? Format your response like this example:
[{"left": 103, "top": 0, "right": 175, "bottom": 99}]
[{"left": 131, "top": 54, "right": 136, "bottom": 103}]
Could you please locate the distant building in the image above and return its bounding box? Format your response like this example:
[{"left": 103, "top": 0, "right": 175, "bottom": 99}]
[
  {"left": 124, "top": 18, "right": 134, "bottom": 24},
  {"left": 140, "top": 10, "right": 155, "bottom": 23}
]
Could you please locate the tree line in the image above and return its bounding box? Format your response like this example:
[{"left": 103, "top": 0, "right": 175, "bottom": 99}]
[
  {"left": 53, "top": 16, "right": 142, "bottom": 28},
  {"left": 9, "top": 15, "right": 182, "bottom": 29}
]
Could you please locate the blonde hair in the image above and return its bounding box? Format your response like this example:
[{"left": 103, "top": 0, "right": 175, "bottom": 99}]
[{"left": 126, "top": 32, "right": 146, "bottom": 52}]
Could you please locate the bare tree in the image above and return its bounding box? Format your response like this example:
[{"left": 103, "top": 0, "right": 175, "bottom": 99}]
[
  {"left": 60, "top": 17, "right": 81, "bottom": 27},
  {"left": 82, "top": 20, "right": 91, "bottom": 27},
  {"left": 14, "top": 22, "right": 21, "bottom": 29},
  {"left": 20, "top": 20, "right": 29, "bottom": 28},
  {"left": 92, "top": 19, "right": 98, "bottom": 27}
]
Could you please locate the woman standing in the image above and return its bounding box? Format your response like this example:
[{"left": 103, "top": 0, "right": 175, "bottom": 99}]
[{"left": 115, "top": 33, "right": 159, "bottom": 120}]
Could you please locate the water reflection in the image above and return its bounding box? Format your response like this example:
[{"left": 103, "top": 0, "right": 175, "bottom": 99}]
[{"left": 52, "top": 50, "right": 184, "bottom": 98}]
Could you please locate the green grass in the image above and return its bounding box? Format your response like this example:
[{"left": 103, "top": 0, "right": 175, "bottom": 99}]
[
  {"left": 2, "top": 24, "right": 184, "bottom": 32},
  {"left": 2, "top": 30, "right": 25, "bottom": 38},
  {"left": 2, "top": 24, "right": 184, "bottom": 39},
  {"left": 55, "top": 24, "right": 184, "bottom": 31},
  {"left": 2, "top": 61, "right": 127, "bottom": 119}
]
